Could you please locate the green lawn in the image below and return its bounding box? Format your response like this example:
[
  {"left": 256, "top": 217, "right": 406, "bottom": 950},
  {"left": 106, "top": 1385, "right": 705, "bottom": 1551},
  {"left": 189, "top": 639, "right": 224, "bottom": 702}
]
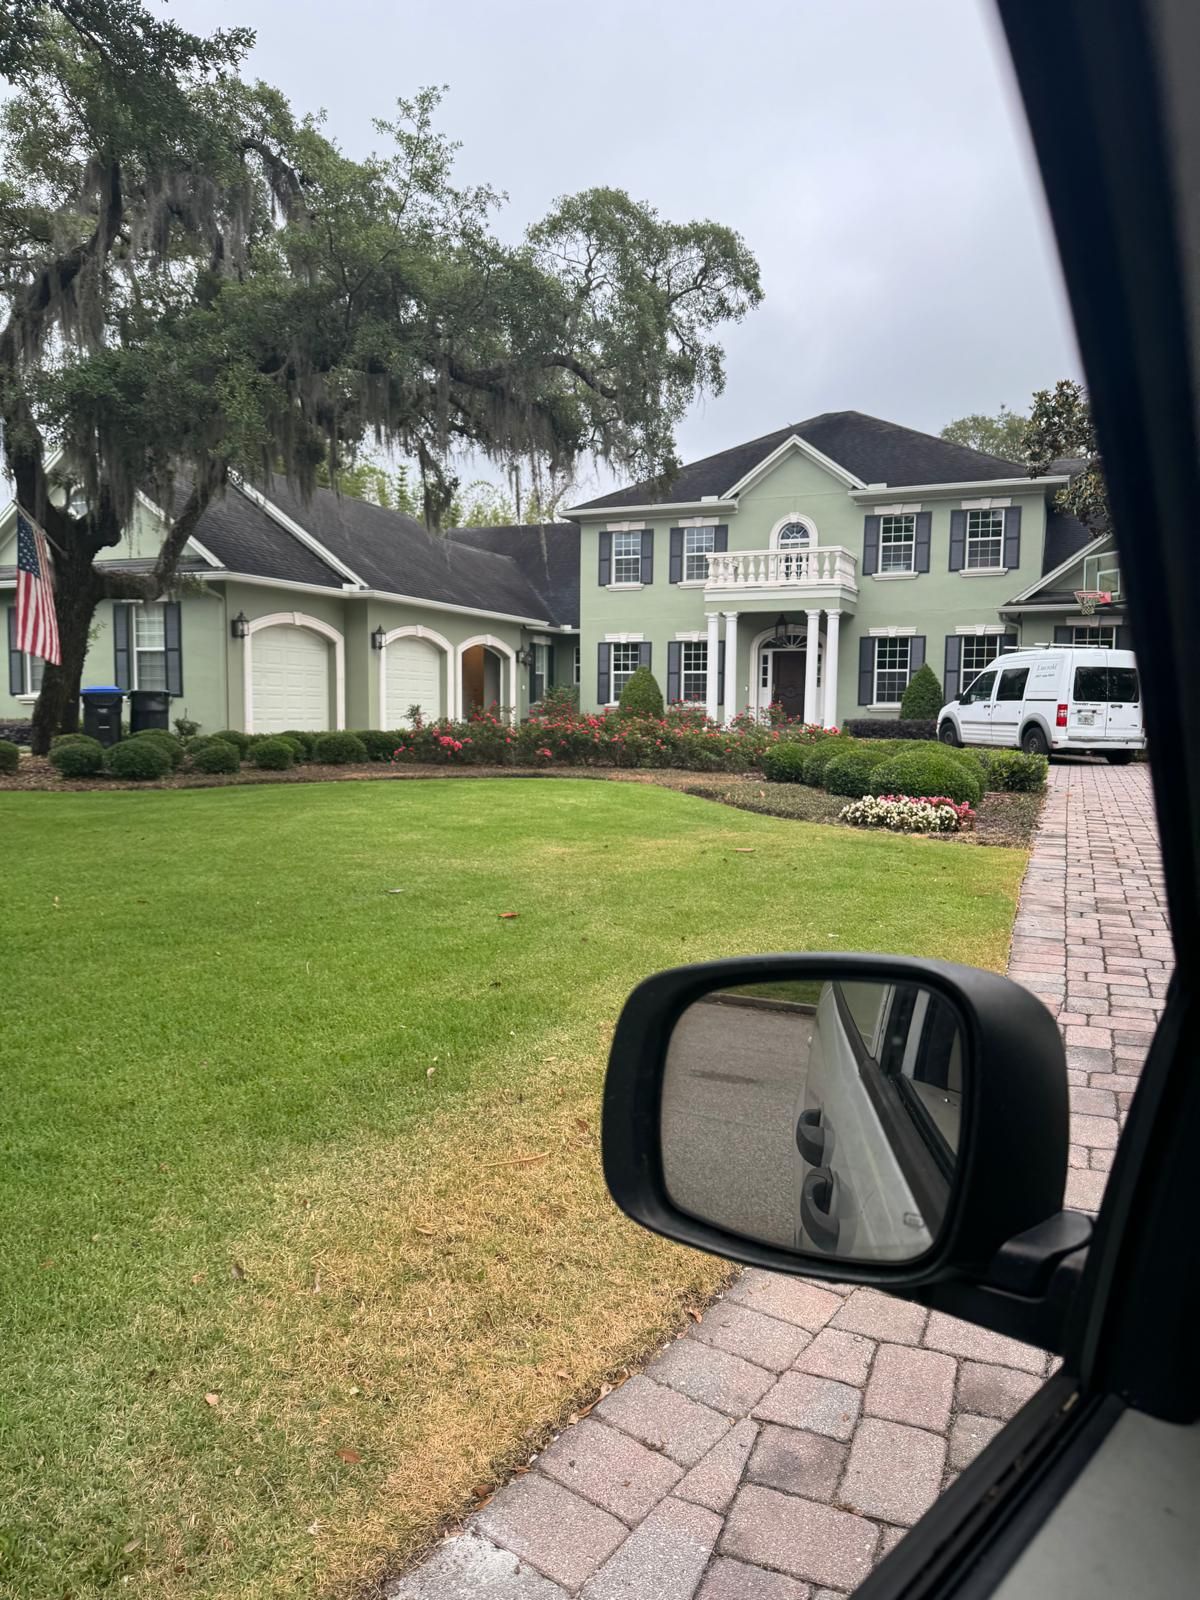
[{"left": 0, "top": 780, "right": 1026, "bottom": 1599}]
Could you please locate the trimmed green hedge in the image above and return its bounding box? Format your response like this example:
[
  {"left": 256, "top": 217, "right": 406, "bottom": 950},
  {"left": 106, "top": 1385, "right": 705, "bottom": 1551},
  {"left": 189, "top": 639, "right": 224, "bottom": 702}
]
[
  {"left": 800, "top": 737, "right": 854, "bottom": 786},
  {"left": 760, "top": 742, "right": 810, "bottom": 783},
  {"left": 128, "top": 729, "right": 185, "bottom": 769},
  {"left": 213, "top": 729, "right": 251, "bottom": 756},
  {"left": 899, "top": 662, "right": 945, "bottom": 720},
  {"left": 871, "top": 748, "right": 983, "bottom": 807},
  {"left": 107, "top": 739, "right": 172, "bottom": 781},
  {"left": 49, "top": 737, "right": 106, "bottom": 778},
  {"left": 350, "top": 728, "right": 401, "bottom": 762},
  {"left": 190, "top": 739, "right": 241, "bottom": 774},
  {"left": 618, "top": 666, "right": 665, "bottom": 718},
  {"left": 823, "top": 747, "right": 892, "bottom": 797},
  {"left": 312, "top": 732, "right": 368, "bottom": 765},
  {"left": 249, "top": 737, "right": 295, "bottom": 771},
  {"left": 0, "top": 738, "right": 18, "bottom": 775}
]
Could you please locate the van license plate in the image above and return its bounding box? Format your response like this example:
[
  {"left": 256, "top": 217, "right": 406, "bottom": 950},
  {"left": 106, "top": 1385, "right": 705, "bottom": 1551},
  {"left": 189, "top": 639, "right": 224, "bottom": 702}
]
[{"left": 1077, "top": 709, "right": 1096, "bottom": 725}]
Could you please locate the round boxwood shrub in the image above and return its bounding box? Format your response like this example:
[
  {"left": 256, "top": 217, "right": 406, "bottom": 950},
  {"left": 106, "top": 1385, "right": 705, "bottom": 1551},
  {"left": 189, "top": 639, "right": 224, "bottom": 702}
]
[
  {"left": 281, "top": 729, "right": 319, "bottom": 757},
  {"left": 760, "top": 741, "right": 810, "bottom": 783},
  {"left": 190, "top": 738, "right": 241, "bottom": 774},
  {"left": 277, "top": 734, "right": 308, "bottom": 762},
  {"left": 129, "top": 729, "right": 185, "bottom": 768},
  {"left": 823, "top": 747, "right": 892, "bottom": 797},
  {"left": 899, "top": 662, "right": 946, "bottom": 720},
  {"left": 49, "top": 736, "right": 106, "bottom": 778},
  {"left": 249, "top": 736, "right": 295, "bottom": 771},
  {"left": 107, "top": 738, "right": 172, "bottom": 781},
  {"left": 0, "top": 738, "right": 19, "bottom": 775},
  {"left": 799, "top": 736, "right": 853, "bottom": 787},
  {"left": 870, "top": 748, "right": 983, "bottom": 807},
  {"left": 211, "top": 728, "right": 250, "bottom": 756},
  {"left": 312, "top": 731, "right": 368, "bottom": 765},
  {"left": 352, "top": 728, "right": 401, "bottom": 762},
  {"left": 618, "top": 665, "right": 665, "bottom": 718},
  {"left": 52, "top": 732, "right": 101, "bottom": 751}
]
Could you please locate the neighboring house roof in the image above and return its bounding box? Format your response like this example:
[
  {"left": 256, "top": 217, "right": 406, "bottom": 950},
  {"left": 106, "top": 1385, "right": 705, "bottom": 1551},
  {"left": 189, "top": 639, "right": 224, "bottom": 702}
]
[
  {"left": 577, "top": 410, "right": 1030, "bottom": 510},
  {"left": 1042, "top": 508, "right": 1096, "bottom": 574},
  {"left": 447, "top": 523, "right": 579, "bottom": 628}
]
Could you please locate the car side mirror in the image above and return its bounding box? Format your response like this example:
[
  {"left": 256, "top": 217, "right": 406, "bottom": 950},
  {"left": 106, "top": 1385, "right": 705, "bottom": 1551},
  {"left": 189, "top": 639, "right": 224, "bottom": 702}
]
[{"left": 602, "top": 955, "right": 1072, "bottom": 1292}]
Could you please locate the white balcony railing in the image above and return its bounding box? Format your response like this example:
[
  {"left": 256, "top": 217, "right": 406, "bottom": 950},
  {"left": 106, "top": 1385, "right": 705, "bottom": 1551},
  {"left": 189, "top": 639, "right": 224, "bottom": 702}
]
[{"left": 705, "top": 545, "right": 859, "bottom": 592}]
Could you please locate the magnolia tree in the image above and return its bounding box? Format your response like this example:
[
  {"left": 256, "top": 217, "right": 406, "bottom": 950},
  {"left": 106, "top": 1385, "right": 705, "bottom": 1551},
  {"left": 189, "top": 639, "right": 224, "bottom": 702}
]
[{"left": 0, "top": 3, "right": 762, "bottom": 749}]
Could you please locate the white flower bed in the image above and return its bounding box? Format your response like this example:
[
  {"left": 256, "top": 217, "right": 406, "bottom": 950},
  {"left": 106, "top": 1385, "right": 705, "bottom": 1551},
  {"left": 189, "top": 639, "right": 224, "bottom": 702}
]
[{"left": 839, "top": 793, "right": 975, "bottom": 834}]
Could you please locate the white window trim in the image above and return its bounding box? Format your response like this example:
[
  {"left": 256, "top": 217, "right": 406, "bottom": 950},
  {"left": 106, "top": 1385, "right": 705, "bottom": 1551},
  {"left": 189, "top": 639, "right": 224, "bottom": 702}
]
[
  {"left": 681, "top": 525, "right": 717, "bottom": 584},
  {"left": 674, "top": 630, "right": 705, "bottom": 642},
  {"left": 455, "top": 632, "right": 518, "bottom": 724},
  {"left": 608, "top": 640, "right": 643, "bottom": 703},
  {"left": 769, "top": 512, "right": 819, "bottom": 550},
  {"left": 606, "top": 581, "right": 644, "bottom": 590},
  {"left": 869, "top": 702, "right": 904, "bottom": 711},
  {"left": 958, "top": 567, "right": 1009, "bottom": 578},
  {"left": 956, "top": 623, "right": 1009, "bottom": 635},
  {"left": 960, "top": 497, "right": 1012, "bottom": 510},
  {"left": 572, "top": 643, "right": 580, "bottom": 686},
  {"left": 14, "top": 651, "right": 41, "bottom": 700},
  {"left": 871, "top": 571, "right": 918, "bottom": 581},
  {"left": 872, "top": 634, "right": 912, "bottom": 709},
  {"left": 679, "top": 638, "right": 708, "bottom": 703},
  {"left": 602, "top": 521, "right": 649, "bottom": 533},
  {"left": 876, "top": 510, "right": 918, "bottom": 577},
  {"left": 604, "top": 632, "right": 645, "bottom": 643},
  {"left": 868, "top": 625, "right": 917, "bottom": 637},
  {"left": 678, "top": 514, "right": 716, "bottom": 527},
  {"left": 872, "top": 502, "right": 923, "bottom": 515}
]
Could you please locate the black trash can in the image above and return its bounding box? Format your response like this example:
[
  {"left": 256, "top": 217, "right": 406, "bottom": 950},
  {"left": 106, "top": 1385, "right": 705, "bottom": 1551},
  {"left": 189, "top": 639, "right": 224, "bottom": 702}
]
[
  {"left": 81, "top": 686, "right": 125, "bottom": 748},
  {"left": 129, "top": 689, "right": 171, "bottom": 733}
]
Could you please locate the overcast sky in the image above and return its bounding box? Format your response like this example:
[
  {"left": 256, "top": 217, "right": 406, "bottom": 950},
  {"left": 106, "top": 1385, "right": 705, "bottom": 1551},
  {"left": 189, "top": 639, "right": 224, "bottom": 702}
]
[{"left": 173, "top": 0, "right": 1081, "bottom": 494}]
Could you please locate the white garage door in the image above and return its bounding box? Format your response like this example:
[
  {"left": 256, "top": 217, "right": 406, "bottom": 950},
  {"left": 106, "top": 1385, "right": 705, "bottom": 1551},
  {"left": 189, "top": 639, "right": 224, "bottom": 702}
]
[
  {"left": 251, "top": 625, "right": 331, "bottom": 732},
  {"left": 386, "top": 636, "right": 443, "bottom": 726}
]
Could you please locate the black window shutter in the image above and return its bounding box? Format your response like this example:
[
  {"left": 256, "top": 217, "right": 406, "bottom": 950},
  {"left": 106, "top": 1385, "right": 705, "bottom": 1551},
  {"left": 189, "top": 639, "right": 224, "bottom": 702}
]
[
  {"left": 164, "top": 601, "right": 183, "bottom": 696},
  {"left": 598, "top": 532, "right": 612, "bottom": 587},
  {"left": 597, "top": 642, "right": 611, "bottom": 704},
  {"left": 1003, "top": 506, "right": 1022, "bottom": 568},
  {"left": 669, "top": 529, "right": 684, "bottom": 584},
  {"left": 638, "top": 641, "right": 652, "bottom": 670},
  {"left": 640, "top": 530, "right": 654, "bottom": 584},
  {"left": 113, "top": 603, "right": 132, "bottom": 689},
  {"left": 944, "top": 636, "right": 962, "bottom": 702},
  {"left": 915, "top": 512, "right": 932, "bottom": 573},
  {"left": 858, "top": 637, "right": 874, "bottom": 704},
  {"left": 949, "top": 510, "right": 967, "bottom": 572},
  {"left": 717, "top": 640, "right": 726, "bottom": 706},
  {"left": 667, "top": 641, "right": 681, "bottom": 703},
  {"left": 1054, "top": 625, "right": 1073, "bottom": 643},
  {"left": 909, "top": 635, "right": 926, "bottom": 675},
  {"left": 8, "top": 606, "right": 23, "bottom": 696},
  {"left": 1117, "top": 625, "right": 1134, "bottom": 649},
  {"left": 713, "top": 525, "right": 729, "bottom": 553},
  {"left": 862, "top": 515, "right": 880, "bottom": 576}
]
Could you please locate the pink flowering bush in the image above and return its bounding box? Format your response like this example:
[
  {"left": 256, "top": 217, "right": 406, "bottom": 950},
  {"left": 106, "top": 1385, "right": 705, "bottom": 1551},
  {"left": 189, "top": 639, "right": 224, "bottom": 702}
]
[{"left": 839, "top": 794, "right": 976, "bottom": 833}]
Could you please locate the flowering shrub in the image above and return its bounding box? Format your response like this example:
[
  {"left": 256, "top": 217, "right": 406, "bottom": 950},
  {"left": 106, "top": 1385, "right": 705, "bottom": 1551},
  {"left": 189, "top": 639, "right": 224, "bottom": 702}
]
[{"left": 839, "top": 794, "right": 976, "bottom": 833}]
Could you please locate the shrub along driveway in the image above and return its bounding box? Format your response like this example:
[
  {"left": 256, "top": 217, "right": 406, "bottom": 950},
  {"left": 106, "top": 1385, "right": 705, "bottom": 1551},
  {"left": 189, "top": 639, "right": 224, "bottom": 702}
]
[{"left": 0, "top": 780, "right": 1026, "bottom": 1600}]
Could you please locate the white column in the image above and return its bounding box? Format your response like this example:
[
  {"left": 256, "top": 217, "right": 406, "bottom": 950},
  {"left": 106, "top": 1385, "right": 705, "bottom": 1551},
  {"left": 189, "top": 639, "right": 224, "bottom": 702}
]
[
  {"left": 705, "top": 611, "right": 721, "bottom": 721},
  {"left": 822, "top": 609, "right": 842, "bottom": 729},
  {"left": 722, "top": 611, "right": 739, "bottom": 724},
  {"left": 803, "top": 608, "right": 821, "bottom": 724}
]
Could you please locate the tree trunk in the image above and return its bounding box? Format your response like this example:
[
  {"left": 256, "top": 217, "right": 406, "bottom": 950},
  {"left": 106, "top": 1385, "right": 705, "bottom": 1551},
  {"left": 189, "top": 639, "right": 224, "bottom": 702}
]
[{"left": 30, "top": 567, "right": 102, "bottom": 755}]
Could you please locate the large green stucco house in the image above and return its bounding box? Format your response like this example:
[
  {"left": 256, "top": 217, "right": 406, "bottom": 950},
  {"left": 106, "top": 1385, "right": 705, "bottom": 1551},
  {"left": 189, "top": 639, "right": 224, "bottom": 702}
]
[{"left": 1, "top": 411, "right": 1128, "bottom": 736}]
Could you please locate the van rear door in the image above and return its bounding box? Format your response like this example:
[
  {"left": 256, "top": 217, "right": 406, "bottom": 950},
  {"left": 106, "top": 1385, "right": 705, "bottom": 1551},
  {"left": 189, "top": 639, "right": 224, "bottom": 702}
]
[
  {"left": 1104, "top": 661, "right": 1142, "bottom": 741},
  {"left": 1069, "top": 661, "right": 1109, "bottom": 741},
  {"left": 1071, "top": 660, "right": 1142, "bottom": 743}
]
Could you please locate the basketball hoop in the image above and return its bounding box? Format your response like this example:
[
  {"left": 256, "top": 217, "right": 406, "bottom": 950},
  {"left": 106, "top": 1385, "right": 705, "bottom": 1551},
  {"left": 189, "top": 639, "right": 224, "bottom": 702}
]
[{"left": 1074, "top": 589, "right": 1111, "bottom": 615}]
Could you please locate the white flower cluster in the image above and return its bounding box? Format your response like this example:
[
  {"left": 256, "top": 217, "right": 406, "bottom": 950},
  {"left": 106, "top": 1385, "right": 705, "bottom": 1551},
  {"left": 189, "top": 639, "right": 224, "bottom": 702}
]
[{"left": 839, "top": 794, "right": 966, "bottom": 833}]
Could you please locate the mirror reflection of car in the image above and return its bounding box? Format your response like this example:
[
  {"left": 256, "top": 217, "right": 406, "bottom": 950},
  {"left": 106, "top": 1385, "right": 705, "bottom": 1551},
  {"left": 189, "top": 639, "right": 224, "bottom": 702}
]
[{"left": 798, "top": 981, "right": 962, "bottom": 1262}]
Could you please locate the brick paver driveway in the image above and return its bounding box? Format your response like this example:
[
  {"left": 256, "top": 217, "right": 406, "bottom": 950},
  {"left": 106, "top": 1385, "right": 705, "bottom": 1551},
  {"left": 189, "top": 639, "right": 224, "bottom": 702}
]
[{"left": 390, "top": 763, "right": 1169, "bottom": 1600}]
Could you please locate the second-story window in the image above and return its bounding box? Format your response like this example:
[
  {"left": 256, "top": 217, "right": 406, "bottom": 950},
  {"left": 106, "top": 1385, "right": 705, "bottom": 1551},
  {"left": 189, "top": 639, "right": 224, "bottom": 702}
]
[
  {"left": 777, "top": 521, "right": 810, "bottom": 578},
  {"left": 612, "top": 531, "right": 643, "bottom": 584},
  {"left": 964, "top": 509, "right": 1005, "bottom": 570},
  {"left": 879, "top": 514, "right": 916, "bottom": 573},
  {"left": 683, "top": 527, "right": 715, "bottom": 582}
]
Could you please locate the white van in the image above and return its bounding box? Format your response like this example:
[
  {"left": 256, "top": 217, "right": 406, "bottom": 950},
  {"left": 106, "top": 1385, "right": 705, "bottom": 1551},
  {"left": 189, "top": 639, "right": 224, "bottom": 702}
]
[{"left": 936, "top": 645, "right": 1145, "bottom": 761}]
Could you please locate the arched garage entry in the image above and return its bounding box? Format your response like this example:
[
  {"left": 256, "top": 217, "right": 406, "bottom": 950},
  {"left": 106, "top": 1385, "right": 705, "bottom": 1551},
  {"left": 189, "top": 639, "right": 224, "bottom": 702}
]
[
  {"left": 457, "top": 634, "right": 517, "bottom": 722},
  {"left": 378, "top": 625, "right": 451, "bottom": 727},
  {"left": 243, "top": 611, "right": 345, "bottom": 732}
]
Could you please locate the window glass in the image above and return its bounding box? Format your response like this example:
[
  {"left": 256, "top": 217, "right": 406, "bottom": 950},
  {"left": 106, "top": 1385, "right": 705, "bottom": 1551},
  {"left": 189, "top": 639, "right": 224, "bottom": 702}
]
[
  {"left": 612, "top": 532, "right": 642, "bottom": 584},
  {"left": 24, "top": 653, "right": 45, "bottom": 694},
  {"left": 682, "top": 527, "right": 715, "bottom": 582},
  {"left": 1072, "top": 665, "right": 1140, "bottom": 702},
  {"left": 1071, "top": 625, "right": 1116, "bottom": 647},
  {"left": 134, "top": 604, "right": 168, "bottom": 691},
  {"left": 610, "top": 641, "right": 640, "bottom": 699},
  {"left": 573, "top": 644, "right": 580, "bottom": 686},
  {"left": 879, "top": 513, "right": 915, "bottom": 573},
  {"left": 964, "top": 508, "right": 1004, "bottom": 569},
  {"left": 838, "top": 981, "right": 889, "bottom": 1055},
  {"left": 995, "top": 666, "right": 1029, "bottom": 702},
  {"left": 959, "top": 636, "right": 996, "bottom": 678},
  {"left": 777, "top": 521, "right": 809, "bottom": 548},
  {"left": 680, "top": 640, "right": 707, "bottom": 701},
  {"left": 960, "top": 669, "right": 996, "bottom": 705},
  {"left": 1073, "top": 665, "right": 1107, "bottom": 701},
  {"left": 873, "top": 637, "right": 911, "bottom": 704}
]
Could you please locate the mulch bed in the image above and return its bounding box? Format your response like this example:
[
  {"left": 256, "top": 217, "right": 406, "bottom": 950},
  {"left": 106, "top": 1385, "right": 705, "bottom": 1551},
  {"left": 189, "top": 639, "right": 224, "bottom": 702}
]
[{"left": 0, "top": 754, "right": 1043, "bottom": 846}]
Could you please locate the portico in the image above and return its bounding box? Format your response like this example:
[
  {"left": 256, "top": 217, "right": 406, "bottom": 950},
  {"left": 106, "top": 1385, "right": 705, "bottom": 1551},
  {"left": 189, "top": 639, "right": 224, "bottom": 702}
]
[{"left": 706, "top": 606, "right": 845, "bottom": 727}]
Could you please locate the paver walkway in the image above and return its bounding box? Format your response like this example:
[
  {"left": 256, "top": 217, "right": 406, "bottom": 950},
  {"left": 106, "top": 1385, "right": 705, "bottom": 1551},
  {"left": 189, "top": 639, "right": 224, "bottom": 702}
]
[{"left": 389, "top": 763, "right": 1170, "bottom": 1600}]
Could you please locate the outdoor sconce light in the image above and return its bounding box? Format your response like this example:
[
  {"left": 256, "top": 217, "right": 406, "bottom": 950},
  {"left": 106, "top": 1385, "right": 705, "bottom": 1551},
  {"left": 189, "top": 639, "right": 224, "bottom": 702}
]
[
  {"left": 230, "top": 612, "right": 249, "bottom": 640},
  {"left": 515, "top": 646, "right": 533, "bottom": 667},
  {"left": 371, "top": 626, "right": 387, "bottom": 650}
]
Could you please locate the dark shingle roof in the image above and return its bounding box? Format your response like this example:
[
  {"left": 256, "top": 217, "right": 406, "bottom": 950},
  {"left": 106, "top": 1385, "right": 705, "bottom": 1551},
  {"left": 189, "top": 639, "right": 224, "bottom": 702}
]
[
  {"left": 253, "top": 479, "right": 561, "bottom": 623},
  {"left": 577, "top": 410, "right": 1030, "bottom": 510},
  {"left": 446, "top": 523, "right": 579, "bottom": 628},
  {"left": 191, "top": 488, "right": 344, "bottom": 587},
  {"left": 1042, "top": 509, "right": 1096, "bottom": 574}
]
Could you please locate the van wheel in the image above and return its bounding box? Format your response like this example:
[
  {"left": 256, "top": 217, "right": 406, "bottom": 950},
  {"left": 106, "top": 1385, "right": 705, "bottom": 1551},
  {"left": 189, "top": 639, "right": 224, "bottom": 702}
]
[
  {"left": 1021, "top": 726, "right": 1050, "bottom": 756},
  {"left": 1105, "top": 750, "right": 1135, "bottom": 765},
  {"left": 938, "top": 720, "right": 960, "bottom": 747}
]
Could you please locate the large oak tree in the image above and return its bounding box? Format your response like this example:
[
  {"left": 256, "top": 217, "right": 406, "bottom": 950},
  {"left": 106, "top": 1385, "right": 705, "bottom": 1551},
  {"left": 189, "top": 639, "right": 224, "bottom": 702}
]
[{"left": 1, "top": 2, "right": 762, "bottom": 749}]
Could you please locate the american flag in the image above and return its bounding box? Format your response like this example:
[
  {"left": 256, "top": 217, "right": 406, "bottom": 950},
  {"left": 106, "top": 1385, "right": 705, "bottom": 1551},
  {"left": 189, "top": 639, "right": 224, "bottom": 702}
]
[{"left": 16, "top": 508, "right": 61, "bottom": 666}]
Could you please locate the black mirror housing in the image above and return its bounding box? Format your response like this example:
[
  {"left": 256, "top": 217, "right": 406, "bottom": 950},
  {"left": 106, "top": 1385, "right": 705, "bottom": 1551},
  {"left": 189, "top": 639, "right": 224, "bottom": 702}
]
[{"left": 602, "top": 953, "right": 1069, "bottom": 1291}]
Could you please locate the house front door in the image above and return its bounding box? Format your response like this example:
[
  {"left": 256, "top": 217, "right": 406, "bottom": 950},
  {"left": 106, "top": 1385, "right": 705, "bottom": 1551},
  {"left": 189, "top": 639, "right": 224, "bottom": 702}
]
[{"left": 772, "top": 650, "right": 807, "bottom": 720}]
